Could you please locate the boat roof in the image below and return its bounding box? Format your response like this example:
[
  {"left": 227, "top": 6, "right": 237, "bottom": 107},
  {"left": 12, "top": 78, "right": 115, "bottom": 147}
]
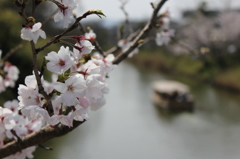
[{"left": 152, "top": 80, "right": 190, "bottom": 95}]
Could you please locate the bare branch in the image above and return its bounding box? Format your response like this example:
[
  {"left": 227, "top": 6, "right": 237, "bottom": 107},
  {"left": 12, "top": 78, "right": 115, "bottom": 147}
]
[
  {"left": 113, "top": 0, "right": 168, "bottom": 64},
  {"left": 104, "top": 46, "right": 122, "bottom": 56},
  {"left": 2, "top": 41, "right": 26, "bottom": 62},
  {"left": 119, "top": 0, "right": 133, "bottom": 33},
  {"left": 104, "top": 29, "right": 141, "bottom": 56}
]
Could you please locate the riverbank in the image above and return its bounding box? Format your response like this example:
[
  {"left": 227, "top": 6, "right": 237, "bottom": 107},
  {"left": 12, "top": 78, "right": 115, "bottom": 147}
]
[{"left": 128, "top": 50, "right": 240, "bottom": 93}]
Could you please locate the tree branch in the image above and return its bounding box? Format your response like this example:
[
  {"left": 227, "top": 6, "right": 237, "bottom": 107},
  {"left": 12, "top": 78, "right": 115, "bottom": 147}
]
[
  {"left": 0, "top": 121, "right": 85, "bottom": 158},
  {"left": 30, "top": 41, "right": 49, "bottom": 100},
  {"left": 113, "top": 0, "right": 168, "bottom": 64},
  {"left": 104, "top": 29, "right": 141, "bottom": 56},
  {"left": 36, "top": 10, "right": 105, "bottom": 54},
  {"left": 119, "top": 0, "right": 133, "bottom": 33},
  {"left": 2, "top": 41, "right": 26, "bottom": 62}
]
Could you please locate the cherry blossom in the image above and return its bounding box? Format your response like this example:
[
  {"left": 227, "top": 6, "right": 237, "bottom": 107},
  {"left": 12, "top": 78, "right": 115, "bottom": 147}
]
[
  {"left": 3, "top": 100, "right": 19, "bottom": 113},
  {"left": 3, "top": 63, "right": 19, "bottom": 88},
  {"left": 77, "top": 60, "right": 101, "bottom": 75},
  {"left": 20, "top": 22, "right": 46, "bottom": 44},
  {"left": 45, "top": 46, "right": 74, "bottom": 74},
  {"left": 77, "top": 97, "right": 90, "bottom": 109},
  {"left": 0, "top": 99, "right": 43, "bottom": 158},
  {"left": 85, "top": 74, "right": 106, "bottom": 99},
  {"left": 49, "top": 114, "right": 73, "bottom": 127},
  {"left": 0, "top": 51, "right": 20, "bottom": 93},
  {"left": 1, "top": 104, "right": 42, "bottom": 158},
  {"left": 73, "top": 39, "right": 95, "bottom": 59},
  {"left": 3, "top": 100, "right": 43, "bottom": 135},
  {"left": 70, "top": 108, "right": 89, "bottom": 121},
  {"left": 155, "top": 29, "right": 175, "bottom": 46},
  {"left": 85, "top": 30, "right": 96, "bottom": 41},
  {"left": 43, "top": 74, "right": 58, "bottom": 95},
  {"left": 158, "top": 10, "right": 171, "bottom": 30},
  {"left": 52, "top": 96, "right": 63, "bottom": 115},
  {"left": 54, "top": 74, "right": 86, "bottom": 106},
  {"left": 54, "top": 0, "right": 78, "bottom": 28},
  {"left": 91, "top": 53, "right": 115, "bottom": 77},
  {"left": 160, "top": 16, "right": 170, "bottom": 30},
  {"left": 21, "top": 105, "right": 50, "bottom": 121},
  {"left": 0, "top": 107, "right": 16, "bottom": 133},
  {"left": 17, "top": 84, "right": 44, "bottom": 110},
  {"left": 89, "top": 97, "right": 106, "bottom": 111}
]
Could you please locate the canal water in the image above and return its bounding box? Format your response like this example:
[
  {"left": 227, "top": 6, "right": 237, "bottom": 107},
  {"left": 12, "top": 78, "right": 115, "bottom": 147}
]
[{"left": 35, "top": 62, "right": 240, "bottom": 159}]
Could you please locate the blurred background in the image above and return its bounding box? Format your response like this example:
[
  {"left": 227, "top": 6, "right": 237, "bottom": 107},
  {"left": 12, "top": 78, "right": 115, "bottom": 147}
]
[{"left": 1, "top": 0, "right": 240, "bottom": 158}]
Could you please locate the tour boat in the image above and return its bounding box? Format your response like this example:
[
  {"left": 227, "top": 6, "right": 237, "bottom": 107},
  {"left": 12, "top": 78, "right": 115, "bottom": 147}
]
[{"left": 152, "top": 80, "right": 194, "bottom": 112}]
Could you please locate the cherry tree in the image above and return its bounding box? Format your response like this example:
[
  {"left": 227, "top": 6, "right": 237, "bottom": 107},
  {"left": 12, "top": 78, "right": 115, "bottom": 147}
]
[{"left": 0, "top": 0, "right": 174, "bottom": 158}]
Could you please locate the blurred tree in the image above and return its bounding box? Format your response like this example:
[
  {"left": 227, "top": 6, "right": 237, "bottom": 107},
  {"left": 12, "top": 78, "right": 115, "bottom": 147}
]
[{"left": 172, "top": 2, "right": 240, "bottom": 70}]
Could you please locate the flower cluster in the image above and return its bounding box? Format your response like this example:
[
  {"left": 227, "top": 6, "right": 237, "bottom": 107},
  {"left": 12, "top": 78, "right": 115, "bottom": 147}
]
[
  {"left": 18, "top": 37, "right": 115, "bottom": 127},
  {"left": 20, "top": 0, "right": 79, "bottom": 44},
  {"left": 1, "top": 0, "right": 174, "bottom": 158},
  {"left": 1, "top": 100, "right": 43, "bottom": 159},
  {"left": 155, "top": 10, "right": 175, "bottom": 46},
  {"left": 0, "top": 50, "right": 20, "bottom": 93}
]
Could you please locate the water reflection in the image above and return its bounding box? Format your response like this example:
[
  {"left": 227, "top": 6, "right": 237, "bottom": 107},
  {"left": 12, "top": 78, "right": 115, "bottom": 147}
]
[{"left": 34, "top": 62, "right": 240, "bottom": 159}]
